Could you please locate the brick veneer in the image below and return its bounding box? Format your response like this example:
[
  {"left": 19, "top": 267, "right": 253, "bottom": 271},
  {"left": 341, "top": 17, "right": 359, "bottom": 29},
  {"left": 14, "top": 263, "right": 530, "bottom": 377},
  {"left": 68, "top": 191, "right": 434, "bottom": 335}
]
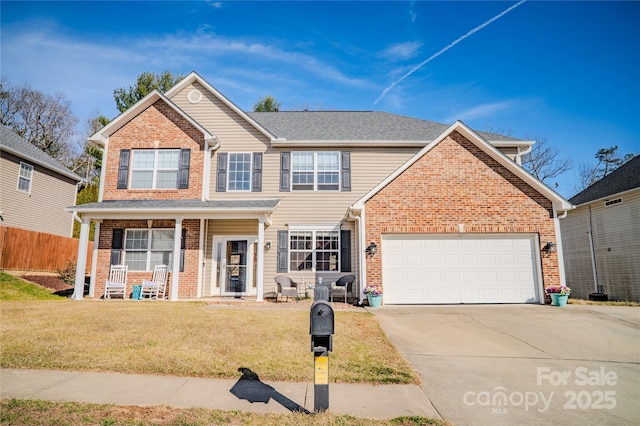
[
  {"left": 96, "top": 219, "right": 200, "bottom": 299},
  {"left": 95, "top": 99, "right": 205, "bottom": 298},
  {"left": 364, "top": 131, "right": 560, "bottom": 295},
  {"left": 102, "top": 100, "right": 205, "bottom": 200}
]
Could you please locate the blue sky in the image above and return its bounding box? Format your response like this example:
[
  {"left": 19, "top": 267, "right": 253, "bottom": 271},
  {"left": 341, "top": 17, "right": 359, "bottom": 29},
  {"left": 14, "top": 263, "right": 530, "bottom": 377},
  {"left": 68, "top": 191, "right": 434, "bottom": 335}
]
[{"left": 2, "top": 1, "right": 638, "bottom": 198}]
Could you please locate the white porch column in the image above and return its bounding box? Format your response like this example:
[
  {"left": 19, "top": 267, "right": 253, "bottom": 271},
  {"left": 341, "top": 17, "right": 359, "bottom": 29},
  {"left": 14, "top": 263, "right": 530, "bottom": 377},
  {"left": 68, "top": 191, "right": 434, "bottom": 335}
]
[
  {"left": 170, "top": 218, "right": 182, "bottom": 301},
  {"left": 89, "top": 221, "right": 100, "bottom": 298},
  {"left": 256, "top": 218, "right": 265, "bottom": 302},
  {"left": 73, "top": 217, "right": 90, "bottom": 300}
]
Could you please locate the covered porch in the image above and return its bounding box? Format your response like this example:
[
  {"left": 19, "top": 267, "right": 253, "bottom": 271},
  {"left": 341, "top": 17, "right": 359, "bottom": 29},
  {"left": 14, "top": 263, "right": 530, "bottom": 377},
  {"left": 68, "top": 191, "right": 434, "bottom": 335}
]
[{"left": 67, "top": 199, "right": 279, "bottom": 301}]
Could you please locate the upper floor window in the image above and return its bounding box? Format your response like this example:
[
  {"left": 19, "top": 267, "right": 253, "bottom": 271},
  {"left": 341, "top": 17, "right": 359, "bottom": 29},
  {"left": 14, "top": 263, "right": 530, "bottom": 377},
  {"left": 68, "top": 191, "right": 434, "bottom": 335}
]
[
  {"left": 228, "top": 153, "right": 252, "bottom": 191},
  {"left": 280, "top": 151, "right": 350, "bottom": 192},
  {"left": 17, "top": 162, "right": 34, "bottom": 193},
  {"left": 216, "top": 152, "right": 263, "bottom": 192},
  {"left": 117, "top": 148, "right": 190, "bottom": 190},
  {"left": 292, "top": 152, "right": 339, "bottom": 191},
  {"left": 131, "top": 149, "right": 180, "bottom": 189}
]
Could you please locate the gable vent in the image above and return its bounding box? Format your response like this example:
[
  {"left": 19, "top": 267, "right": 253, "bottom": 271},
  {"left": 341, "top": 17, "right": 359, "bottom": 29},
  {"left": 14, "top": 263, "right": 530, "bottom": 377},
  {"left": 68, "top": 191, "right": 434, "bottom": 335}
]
[
  {"left": 187, "top": 89, "right": 202, "bottom": 104},
  {"left": 604, "top": 198, "right": 623, "bottom": 207}
]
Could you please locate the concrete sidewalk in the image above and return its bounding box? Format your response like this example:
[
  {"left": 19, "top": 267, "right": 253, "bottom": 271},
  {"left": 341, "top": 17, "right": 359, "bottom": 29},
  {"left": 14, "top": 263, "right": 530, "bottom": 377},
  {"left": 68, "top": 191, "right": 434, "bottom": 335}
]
[{"left": 1, "top": 368, "right": 441, "bottom": 420}]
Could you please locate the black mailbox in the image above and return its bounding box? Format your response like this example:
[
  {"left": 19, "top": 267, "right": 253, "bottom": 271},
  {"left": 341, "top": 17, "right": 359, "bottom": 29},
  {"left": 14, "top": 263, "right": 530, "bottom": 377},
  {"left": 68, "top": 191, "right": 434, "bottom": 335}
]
[
  {"left": 310, "top": 300, "right": 334, "bottom": 353},
  {"left": 310, "top": 300, "right": 334, "bottom": 336},
  {"left": 309, "top": 300, "right": 334, "bottom": 412}
]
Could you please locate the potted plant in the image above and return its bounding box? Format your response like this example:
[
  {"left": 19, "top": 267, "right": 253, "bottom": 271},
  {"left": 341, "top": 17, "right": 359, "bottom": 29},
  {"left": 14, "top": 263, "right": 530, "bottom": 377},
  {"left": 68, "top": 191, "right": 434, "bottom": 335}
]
[
  {"left": 363, "top": 285, "right": 383, "bottom": 307},
  {"left": 546, "top": 286, "right": 571, "bottom": 306}
]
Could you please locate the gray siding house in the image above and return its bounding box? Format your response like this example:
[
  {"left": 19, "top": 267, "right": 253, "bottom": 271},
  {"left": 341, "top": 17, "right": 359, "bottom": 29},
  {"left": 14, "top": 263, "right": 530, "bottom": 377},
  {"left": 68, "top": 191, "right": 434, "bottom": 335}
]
[
  {"left": 560, "top": 156, "right": 640, "bottom": 302},
  {"left": 0, "top": 125, "right": 83, "bottom": 237}
]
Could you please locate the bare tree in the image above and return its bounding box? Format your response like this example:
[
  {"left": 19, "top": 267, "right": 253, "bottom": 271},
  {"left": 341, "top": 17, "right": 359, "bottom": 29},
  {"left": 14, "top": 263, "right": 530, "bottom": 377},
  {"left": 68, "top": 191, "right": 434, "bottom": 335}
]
[
  {"left": 575, "top": 146, "right": 637, "bottom": 192},
  {"left": 1, "top": 77, "right": 77, "bottom": 162},
  {"left": 521, "top": 136, "right": 572, "bottom": 185}
]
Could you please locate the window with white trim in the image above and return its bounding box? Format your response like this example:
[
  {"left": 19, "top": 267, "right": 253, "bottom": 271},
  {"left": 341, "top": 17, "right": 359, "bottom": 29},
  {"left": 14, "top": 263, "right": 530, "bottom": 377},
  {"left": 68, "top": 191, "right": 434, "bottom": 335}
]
[
  {"left": 124, "top": 229, "right": 174, "bottom": 271},
  {"left": 289, "top": 229, "right": 339, "bottom": 271},
  {"left": 17, "top": 162, "right": 34, "bottom": 193},
  {"left": 228, "top": 153, "right": 252, "bottom": 191},
  {"left": 292, "top": 151, "right": 340, "bottom": 191},
  {"left": 131, "top": 149, "right": 180, "bottom": 189}
]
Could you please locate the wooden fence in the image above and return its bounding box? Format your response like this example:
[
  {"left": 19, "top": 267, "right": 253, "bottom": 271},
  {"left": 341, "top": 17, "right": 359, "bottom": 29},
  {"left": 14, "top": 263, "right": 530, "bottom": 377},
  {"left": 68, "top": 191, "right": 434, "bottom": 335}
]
[{"left": 0, "top": 226, "right": 93, "bottom": 273}]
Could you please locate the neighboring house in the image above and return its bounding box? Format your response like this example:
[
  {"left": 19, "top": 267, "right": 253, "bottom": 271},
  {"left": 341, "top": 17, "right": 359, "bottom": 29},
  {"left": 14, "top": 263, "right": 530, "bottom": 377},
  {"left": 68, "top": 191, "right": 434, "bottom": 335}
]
[
  {"left": 0, "top": 125, "right": 83, "bottom": 237},
  {"left": 69, "top": 72, "right": 573, "bottom": 303},
  {"left": 560, "top": 156, "right": 640, "bottom": 302}
]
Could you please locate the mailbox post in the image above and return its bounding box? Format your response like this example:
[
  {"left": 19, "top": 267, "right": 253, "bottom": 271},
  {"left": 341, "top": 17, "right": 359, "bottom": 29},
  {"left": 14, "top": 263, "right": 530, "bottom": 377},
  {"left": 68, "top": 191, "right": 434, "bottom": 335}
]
[{"left": 309, "top": 300, "right": 334, "bottom": 412}]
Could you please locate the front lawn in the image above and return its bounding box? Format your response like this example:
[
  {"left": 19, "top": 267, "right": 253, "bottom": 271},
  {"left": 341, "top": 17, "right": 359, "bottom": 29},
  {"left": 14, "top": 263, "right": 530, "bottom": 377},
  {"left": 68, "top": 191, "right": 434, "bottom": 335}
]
[{"left": 0, "top": 273, "right": 419, "bottom": 385}]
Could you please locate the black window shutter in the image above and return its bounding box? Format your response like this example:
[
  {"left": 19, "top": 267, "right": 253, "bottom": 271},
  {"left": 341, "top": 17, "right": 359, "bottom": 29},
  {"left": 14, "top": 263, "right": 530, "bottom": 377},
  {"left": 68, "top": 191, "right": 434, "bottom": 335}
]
[
  {"left": 117, "top": 150, "right": 130, "bottom": 189},
  {"left": 179, "top": 228, "right": 186, "bottom": 272},
  {"left": 340, "top": 230, "right": 351, "bottom": 272},
  {"left": 252, "top": 152, "right": 263, "bottom": 192},
  {"left": 111, "top": 228, "right": 124, "bottom": 265},
  {"left": 216, "top": 152, "right": 228, "bottom": 192},
  {"left": 341, "top": 151, "right": 351, "bottom": 192},
  {"left": 177, "top": 148, "right": 191, "bottom": 189},
  {"left": 280, "top": 152, "right": 291, "bottom": 192},
  {"left": 277, "top": 230, "right": 288, "bottom": 272}
]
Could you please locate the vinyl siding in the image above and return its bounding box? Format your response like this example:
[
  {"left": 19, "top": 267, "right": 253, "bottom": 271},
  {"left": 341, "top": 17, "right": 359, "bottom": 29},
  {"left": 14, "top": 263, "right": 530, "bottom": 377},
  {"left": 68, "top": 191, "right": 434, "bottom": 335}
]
[
  {"left": 561, "top": 189, "right": 640, "bottom": 302},
  {"left": 170, "top": 82, "right": 270, "bottom": 150},
  {"left": 0, "top": 153, "right": 77, "bottom": 237}
]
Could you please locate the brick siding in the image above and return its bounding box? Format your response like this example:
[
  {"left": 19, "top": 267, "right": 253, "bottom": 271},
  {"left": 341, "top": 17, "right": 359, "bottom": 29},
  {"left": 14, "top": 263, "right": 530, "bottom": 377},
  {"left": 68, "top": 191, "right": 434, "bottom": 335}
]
[
  {"left": 96, "top": 219, "right": 200, "bottom": 299},
  {"left": 102, "top": 100, "right": 205, "bottom": 200},
  {"left": 364, "top": 132, "right": 560, "bottom": 294}
]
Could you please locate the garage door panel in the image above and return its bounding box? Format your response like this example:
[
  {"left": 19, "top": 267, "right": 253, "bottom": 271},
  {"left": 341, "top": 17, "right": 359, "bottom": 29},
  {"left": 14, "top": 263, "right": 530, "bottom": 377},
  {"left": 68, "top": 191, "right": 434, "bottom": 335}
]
[{"left": 382, "top": 234, "right": 539, "bottom": 304}]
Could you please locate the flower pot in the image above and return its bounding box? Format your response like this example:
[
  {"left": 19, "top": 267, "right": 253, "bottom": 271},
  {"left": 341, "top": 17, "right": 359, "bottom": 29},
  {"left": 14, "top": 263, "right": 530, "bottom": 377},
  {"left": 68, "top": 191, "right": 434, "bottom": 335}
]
[
  {"left": 550, "top": 293, "right": 568, "bottom": 307},
  {"left": 367, "top": 294, "right": 382, "bottom": 307}
]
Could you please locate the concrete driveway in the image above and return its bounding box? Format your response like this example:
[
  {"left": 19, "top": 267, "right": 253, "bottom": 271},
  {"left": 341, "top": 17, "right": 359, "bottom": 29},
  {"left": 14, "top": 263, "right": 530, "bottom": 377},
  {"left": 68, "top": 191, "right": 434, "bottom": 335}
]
[{"left": 372, "top": 304, "right": 640, "bottom": 426}]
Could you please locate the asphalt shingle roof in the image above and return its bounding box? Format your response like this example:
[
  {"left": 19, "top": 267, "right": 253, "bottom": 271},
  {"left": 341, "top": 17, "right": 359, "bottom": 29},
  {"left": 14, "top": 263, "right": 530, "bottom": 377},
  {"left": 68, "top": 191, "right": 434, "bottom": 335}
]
[
  {"left": 569, "top": 155, "right": 640, "bottom": 205},
  {"left": 0, "top": 125, "right": 82, "bottom": 181},
  {"left": 248, "top": 111, "right": 520, "bottom": 142}
]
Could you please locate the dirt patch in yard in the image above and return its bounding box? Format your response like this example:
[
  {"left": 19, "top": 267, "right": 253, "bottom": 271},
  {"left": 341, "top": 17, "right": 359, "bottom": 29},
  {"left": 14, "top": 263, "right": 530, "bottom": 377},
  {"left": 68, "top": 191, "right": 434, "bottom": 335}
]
[{"left": 22, "top": 275, "right": 74, "bottom": 296}]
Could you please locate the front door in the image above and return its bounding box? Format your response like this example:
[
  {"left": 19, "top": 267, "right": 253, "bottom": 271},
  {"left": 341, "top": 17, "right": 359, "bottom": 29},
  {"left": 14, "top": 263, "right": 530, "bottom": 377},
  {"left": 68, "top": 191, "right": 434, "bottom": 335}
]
[{"left": 214, "top": 236, "right": 256, "bottom": 296}]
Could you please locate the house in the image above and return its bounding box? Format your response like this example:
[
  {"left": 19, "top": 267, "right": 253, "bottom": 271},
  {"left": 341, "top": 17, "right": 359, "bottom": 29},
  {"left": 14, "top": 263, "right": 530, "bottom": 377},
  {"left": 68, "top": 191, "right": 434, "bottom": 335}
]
[
  {"left": 0, "top": 125, "right": 83, "bottom": 237},
  {"left": 560, "top": 156, "right": 640, "bottom": 302},
  {"left": 69, "top": 71, "right": 573, "bottom": 303}
]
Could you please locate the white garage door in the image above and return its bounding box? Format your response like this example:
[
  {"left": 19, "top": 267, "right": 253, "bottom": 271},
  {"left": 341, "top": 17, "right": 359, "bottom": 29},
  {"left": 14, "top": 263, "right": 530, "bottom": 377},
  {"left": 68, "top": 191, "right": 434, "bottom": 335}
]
[{"left": 382, "top": 234, "right": 540, "bottom": 304}]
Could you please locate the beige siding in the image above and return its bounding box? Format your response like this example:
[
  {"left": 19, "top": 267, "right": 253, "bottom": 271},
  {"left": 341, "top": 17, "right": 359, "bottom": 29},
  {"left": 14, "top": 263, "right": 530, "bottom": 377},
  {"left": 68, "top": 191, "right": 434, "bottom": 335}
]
[
  {"left": 0, "top": 154, "right": 77, "bottom": 237},
  {"left": 561, "top": 189, "right": 640, "bottom": 302},
  {"left": 171, "top": 82, "right": 270, "bottom": 150}
]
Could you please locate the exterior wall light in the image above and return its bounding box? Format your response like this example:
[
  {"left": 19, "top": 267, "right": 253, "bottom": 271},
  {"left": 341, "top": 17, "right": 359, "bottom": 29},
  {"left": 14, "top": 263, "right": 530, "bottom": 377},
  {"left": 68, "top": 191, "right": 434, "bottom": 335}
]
[
  {"left": 542, "top": 242, "right": 557, "bottom": 254},
  {"left": 265, "top": 240, "right": 272, "bottom": 250},
  {"left": 366, "top": 242, "right": 378, "bottom": 255}
]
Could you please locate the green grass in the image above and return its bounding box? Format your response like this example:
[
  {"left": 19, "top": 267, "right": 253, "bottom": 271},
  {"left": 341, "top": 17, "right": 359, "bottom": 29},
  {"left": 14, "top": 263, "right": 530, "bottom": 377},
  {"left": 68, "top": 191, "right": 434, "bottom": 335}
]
[
  {"left": 0, "top": 271, "right": 65, "bottom": 300},
  {"left": 0, "top": 399, "right": 450, "bottom": 426}
]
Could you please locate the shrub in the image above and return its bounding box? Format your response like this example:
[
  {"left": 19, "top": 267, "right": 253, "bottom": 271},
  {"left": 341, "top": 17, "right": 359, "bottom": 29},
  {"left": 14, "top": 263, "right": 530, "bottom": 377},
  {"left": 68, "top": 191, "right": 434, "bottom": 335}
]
[{"left": 57, "top": 261, "right": 76, "bottom": 286}]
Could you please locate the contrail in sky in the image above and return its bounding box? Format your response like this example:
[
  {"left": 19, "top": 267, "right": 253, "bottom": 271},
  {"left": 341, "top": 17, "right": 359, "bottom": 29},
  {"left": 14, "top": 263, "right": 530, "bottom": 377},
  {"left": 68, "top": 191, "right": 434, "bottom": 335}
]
[{"left": 373, "top": 0, "right": 527, "bottom": 105}]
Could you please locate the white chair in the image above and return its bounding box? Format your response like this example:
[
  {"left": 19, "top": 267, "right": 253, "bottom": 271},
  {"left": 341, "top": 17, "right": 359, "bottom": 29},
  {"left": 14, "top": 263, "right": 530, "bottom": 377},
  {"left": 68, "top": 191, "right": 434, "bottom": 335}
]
[
  {"left": 104, "top": 265, "right": 128, "bottom": 299},
  {"left": 140, "top": 265, "right": 170, "bottom": 299}
]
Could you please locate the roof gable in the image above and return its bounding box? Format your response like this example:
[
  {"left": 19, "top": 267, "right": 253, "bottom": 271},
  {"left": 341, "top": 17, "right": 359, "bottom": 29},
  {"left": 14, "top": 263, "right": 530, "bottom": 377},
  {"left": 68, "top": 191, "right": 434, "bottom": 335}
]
[
  {"left": 0, "top": 125, "right": 82, "bottom": 182},
  {"left": 569, "top": 155, "right": 640, "bottom": 205},
  {"left": 351, "top": 121, "right": 573, "bottom": 212},
  {"left": 165, "top": 72, "right": 277, "bottom": 141},
  {"left": 89, "top": 90, "right": 214, "bottom": 146}
]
